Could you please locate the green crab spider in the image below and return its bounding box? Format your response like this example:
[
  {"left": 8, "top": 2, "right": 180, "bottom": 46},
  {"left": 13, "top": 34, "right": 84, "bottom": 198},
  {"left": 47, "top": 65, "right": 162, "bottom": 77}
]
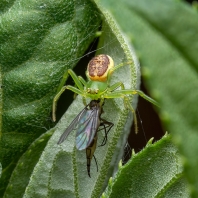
[{"left": 52, "top": 54, "right": 158, "bottom": 132}]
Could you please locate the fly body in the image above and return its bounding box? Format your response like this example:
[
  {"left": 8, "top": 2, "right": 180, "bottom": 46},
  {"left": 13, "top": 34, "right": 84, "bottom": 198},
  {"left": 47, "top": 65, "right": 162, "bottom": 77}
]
[{"left": 57, "top": 99, "right": 113, "bottom": 177}]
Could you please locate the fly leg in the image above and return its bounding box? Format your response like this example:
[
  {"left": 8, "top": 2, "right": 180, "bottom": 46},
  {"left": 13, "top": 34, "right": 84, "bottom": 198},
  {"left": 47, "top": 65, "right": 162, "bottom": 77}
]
[{"left": 98, "top": 119, "right": 114, "bottom": 147}]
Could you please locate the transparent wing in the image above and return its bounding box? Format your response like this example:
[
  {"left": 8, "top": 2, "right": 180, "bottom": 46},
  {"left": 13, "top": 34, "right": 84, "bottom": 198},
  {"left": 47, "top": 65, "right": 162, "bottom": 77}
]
[
  {"left": 76, "top": 106, "right": 100, "bottom": 150},
  {"left": 57, "top": 105, "right": 89, "bottom": 144}
]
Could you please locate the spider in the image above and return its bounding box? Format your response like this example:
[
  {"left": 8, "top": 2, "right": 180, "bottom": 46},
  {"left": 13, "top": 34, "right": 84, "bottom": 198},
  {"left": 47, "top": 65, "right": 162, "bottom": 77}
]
[{"left": 52, "top": 54, "right": 158, "bottom": 132}]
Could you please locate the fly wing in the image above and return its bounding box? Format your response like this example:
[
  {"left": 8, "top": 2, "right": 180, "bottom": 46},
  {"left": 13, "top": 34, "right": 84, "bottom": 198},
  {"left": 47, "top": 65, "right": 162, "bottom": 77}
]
[
  {"left": 75, "top": 111, "right": 95, "bottom": 150},
  {"left": 76, "top": 105, "right": 100, "bottom": 150},
  {"left": 57, "top": 105, "right": 88, "bottom": 144}
]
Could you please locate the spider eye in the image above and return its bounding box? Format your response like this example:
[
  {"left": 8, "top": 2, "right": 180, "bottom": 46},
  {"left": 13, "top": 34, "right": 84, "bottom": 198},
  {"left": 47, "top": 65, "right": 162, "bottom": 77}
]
[{"left": 87, "top": 54, "right": 114, "bottom": 82}]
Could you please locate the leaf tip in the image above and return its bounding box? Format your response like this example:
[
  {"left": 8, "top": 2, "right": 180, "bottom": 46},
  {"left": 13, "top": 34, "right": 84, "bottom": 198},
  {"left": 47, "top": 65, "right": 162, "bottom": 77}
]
[
  {"left": 164, "top": 131, "right": 169, "bottom": 136},
  {"left": 38, "top": 138, "right": 44, "bottom": 143},
  {"left": 132, "top": 149, "right": 135, "bottom": 156},
  {"left": 147, "top": 137, "right": 154, "bottom": 145},
  {"left": 118, "top": 159, "right": 122, "bottom": 169},
  {"left": 108, "top": 177, "right": 113, "bottom": 186},
  {"left": 101, "top": 193, "right": 105, "bottom": 198}
]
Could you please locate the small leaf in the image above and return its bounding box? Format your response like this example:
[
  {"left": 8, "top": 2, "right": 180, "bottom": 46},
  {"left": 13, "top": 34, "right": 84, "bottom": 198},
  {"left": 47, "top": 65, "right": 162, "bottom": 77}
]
[
  {"left": 4, "top": 129, "right": 55, "bottom": 198},
  {"left": 103, "top": 135, "right": 190, "bottom": 198},
  {"left": 0, "top": 0, "right": 101, "bottom": 196},
  {"left": 0, "top": 164, "right": 2, "bottom": 178}
]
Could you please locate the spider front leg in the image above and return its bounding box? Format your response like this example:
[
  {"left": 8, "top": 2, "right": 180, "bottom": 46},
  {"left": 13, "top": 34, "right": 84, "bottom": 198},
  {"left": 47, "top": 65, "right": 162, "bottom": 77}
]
[
  {"left": 52, "top": 69, "right": 86, "bottom": 122},
  {"left": 52, "top": 85, "right": 86, "bottom": 121},
  {"left": 53, "top": 86, "right": 67, "bottom": 122},
  {"left": 73, "top": 75, "right": 87, "bottom": 100},
  {"left": 104, "top": 89, "right": 158, "bottom": 133},
  {"left": 78, "top": 76, "right": 88, "bottom": 87},
  {"left": 104, "top": 91, "right": 138, "bottom": 133},
  {"left": 108, "top": 82, "right": 125, "bottom": 91},
  {"left": 109, "top": 89, "right": 159, "bottom": 107},
  {"left": 68, "top": 69, "right": 84, "bottom": 91}
]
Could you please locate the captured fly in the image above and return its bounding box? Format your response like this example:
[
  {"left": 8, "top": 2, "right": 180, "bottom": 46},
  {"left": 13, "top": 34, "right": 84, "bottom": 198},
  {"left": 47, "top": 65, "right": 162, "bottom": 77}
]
[
  {"left": 57, "top": 100, "right": 113, "bottom": 177},
  {"left": 86, "top": 116, "right": 113, "bottom": 177}
]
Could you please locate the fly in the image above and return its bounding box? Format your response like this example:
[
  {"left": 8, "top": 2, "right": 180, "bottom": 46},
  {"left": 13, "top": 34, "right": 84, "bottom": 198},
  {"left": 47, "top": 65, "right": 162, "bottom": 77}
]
[{"left": 57, "top": 100, "right": 113, "bottom": 177}]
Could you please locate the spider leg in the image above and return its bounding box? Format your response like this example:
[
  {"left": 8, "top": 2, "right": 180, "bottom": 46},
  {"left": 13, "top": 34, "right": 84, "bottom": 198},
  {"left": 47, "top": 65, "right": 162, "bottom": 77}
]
[
  {"left": 82, "top": 97, "right": 87, "bottom": 106},
  {"left": 107, "top": 90, "right": 159, "bottom": 107},
  {"left": 56, "top": 69, "right": 84, "bottom": 93},
  {"left": 103, "top": 92, "right": 138, "bottom": 133},
  {"left": 68, "top": 69, "right": 84, "bottom": 91},
  {"left": 52, "top": 85, "right": 86, "bottom": 122},
  {"left": 52, "top": 68, "right": 88, "bottom": 121},
  {"left": 56, "top": 68, "right": 70, "bottom": 94},
  {"left": 106, "top": 61, "right": 132, "bottom": 85},
  {"left": 123, "top": 96, "right": 138, "bottom": 133},
  {"left": 99, "top": 97, "right": 105, "bottom": 107},
  {"left": 111, "top": 61, "right": 133, "bottom": 73},
  {"left": 135, "top": 90, "right": 159, "bottom": 107},
  {"left": 74, "top": 76, "right": 88, "bottom": 101},
  {"left": 108, "top": 82, "right": 125, "bottom": 91},
  {"left": 78, "top": 76, "right": 88, "bottom": 87}
]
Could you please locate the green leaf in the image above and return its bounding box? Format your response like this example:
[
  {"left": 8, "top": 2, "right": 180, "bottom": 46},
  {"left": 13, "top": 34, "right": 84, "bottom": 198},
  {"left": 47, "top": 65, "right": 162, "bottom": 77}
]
[
  {"left": 0, "top": 164, "right": 1, "bottom": 178},
  {"left": 4, "top": 128, "right": 55, "bottom": 198},
  {"left": 102, "top": 134, "right": 190, "bottom": 198},
  {"left": 99, "top": 0, "right": 198, "bottom": 197},
  {"left": 22, "top": 7, "right": 140, "bottom": 198},
  {"left": 0, "top": 0, "right": 101, "bottom": 196},
  {"left": 0, "top": 0, "right": 15, "bottom": 12}
]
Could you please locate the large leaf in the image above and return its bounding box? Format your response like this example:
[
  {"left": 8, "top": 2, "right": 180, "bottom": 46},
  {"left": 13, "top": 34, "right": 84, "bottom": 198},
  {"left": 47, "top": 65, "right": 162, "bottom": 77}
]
[
  {"left": 102, "top": 134, "right": 190, "bottom": 198},
  {"left": 99, "top": 0, "right": 198, "bottom": 197},
  {"left": 22, "top": 8, "right": 140, "bottom": 198},
  {"left": 0, "top": 164, "right": 1, "bottom": 178},
  {"left": 4, "top": 128, "right": 55, "bottom": 198},
  {"left": 0, "top": 0, "right": 101, "bottom": 196}
]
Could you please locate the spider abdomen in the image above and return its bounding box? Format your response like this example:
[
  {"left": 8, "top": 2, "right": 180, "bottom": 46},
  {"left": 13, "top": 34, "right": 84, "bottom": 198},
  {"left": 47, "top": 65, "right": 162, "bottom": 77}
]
[{"left": 87, "top": 54, "right": 114, "bottom": 82}]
